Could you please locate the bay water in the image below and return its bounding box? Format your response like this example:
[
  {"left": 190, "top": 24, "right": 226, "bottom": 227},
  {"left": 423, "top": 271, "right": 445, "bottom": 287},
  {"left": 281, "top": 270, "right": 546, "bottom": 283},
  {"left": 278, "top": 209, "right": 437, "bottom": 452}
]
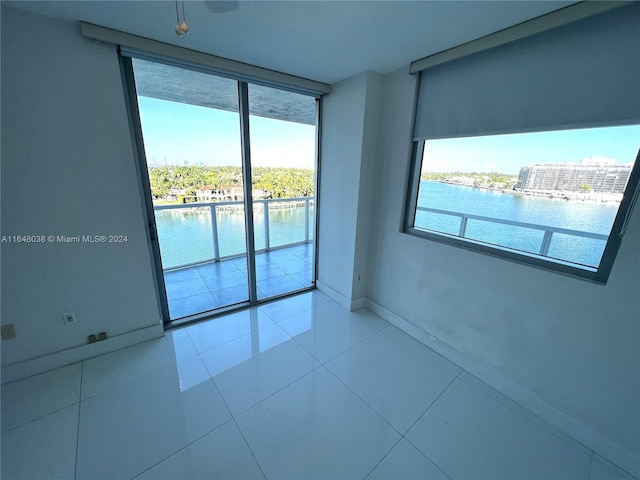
[
  {"left": 154, "top": 181, "right": 618, "bottom": 270},
  {"left": 156, "top": 203, "right": 314, "bottom": 269},
  {"left": 415, "top": 181, "right": 618, "bottom": 267}
]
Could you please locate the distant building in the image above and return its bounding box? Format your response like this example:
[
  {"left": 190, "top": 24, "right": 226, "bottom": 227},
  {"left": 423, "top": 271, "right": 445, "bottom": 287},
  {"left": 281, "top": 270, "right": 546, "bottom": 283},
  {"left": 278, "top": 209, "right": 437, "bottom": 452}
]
[
  {"left": 514, "top": 158, "right": 632, "bottom": 194},
  {"left": 196, "top": 185, "right": 269, "bottom": 202},
  {"left": 166, "top": 188, "right": 187, "bottom": 201}
]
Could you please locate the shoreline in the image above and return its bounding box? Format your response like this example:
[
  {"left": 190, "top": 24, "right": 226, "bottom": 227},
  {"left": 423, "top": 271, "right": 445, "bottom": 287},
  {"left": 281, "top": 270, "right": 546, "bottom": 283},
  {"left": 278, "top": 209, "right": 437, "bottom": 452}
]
[{"left": 427, "top": 180, "right": 623, "bottom": 204}]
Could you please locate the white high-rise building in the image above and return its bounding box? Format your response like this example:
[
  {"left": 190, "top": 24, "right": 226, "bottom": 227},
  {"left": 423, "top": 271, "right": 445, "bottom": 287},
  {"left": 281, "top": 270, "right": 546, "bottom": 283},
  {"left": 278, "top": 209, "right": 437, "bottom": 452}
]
[{"left": 515, "top": 158, "right": 632, "bottom": 193}]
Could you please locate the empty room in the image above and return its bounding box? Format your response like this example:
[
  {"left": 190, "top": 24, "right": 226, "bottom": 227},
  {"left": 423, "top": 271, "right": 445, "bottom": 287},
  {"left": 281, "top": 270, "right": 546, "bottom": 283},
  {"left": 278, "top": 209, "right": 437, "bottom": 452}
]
[{"left": 1, "top": 1, "right": 638, "bottom": 479}]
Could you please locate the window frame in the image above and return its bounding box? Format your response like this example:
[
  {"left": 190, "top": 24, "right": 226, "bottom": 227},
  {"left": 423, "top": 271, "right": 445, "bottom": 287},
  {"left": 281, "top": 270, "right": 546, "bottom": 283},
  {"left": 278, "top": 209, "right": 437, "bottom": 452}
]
[
  {"left": 120, "top": 52, "right": 323, "bottom": 325},
  {"left": 403, "top": 137, "right": 640, "bottom": 284},
  {"left": 403, "top": 2, "right": 639, "bottom": 285}
]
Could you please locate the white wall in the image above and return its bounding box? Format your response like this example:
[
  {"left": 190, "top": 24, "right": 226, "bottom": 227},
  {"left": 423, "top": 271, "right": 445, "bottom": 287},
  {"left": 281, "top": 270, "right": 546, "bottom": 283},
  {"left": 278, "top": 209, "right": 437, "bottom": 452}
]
[
  {"left": 1, "top": 6, "right": 163, "bottom": 377},
  {"left": 365, "top": 68, "right": 640, "bottom": 473},
  {"left": 351, "top": 73, "right": 382, "bottom": 302},
  {"left": 317, "top": 73, "right": 364, "bottom": 305}
]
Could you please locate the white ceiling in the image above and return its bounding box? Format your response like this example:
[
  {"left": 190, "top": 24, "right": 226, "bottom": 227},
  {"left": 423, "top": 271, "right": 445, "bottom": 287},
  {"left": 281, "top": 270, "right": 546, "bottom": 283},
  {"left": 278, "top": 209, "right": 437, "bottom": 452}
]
[{"left": 7, "top": 0, "right": 575, "bottom": 84}]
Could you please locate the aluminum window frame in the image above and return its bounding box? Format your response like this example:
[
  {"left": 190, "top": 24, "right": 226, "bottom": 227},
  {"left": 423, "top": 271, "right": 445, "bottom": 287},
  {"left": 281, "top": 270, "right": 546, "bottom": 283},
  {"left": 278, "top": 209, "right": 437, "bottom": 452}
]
[
  {"left": 119, "top": 51, "right": 323, "bottom": 325},
  {"left": 403, "top": 2, "right": 639, "bottom": 284},
  {"left": 403, "top": 136, "right": 640, "bottom": 284}
]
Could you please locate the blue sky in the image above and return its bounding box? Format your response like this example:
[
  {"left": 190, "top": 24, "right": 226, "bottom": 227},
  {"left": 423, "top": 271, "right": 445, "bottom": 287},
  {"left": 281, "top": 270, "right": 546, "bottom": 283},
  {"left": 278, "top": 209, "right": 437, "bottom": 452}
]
[
  {"left": 138, "top": 96, "right": 315, "bottom": 169},
  {"left": 423, "top": 125, "right": 640, "bottom": 175}
]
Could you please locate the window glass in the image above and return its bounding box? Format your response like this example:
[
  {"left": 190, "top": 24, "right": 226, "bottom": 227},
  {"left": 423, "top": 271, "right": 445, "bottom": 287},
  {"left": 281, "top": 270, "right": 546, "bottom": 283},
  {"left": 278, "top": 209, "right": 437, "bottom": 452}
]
[{"left": 409, "top": 125, "right": 639, "bottom": 275}]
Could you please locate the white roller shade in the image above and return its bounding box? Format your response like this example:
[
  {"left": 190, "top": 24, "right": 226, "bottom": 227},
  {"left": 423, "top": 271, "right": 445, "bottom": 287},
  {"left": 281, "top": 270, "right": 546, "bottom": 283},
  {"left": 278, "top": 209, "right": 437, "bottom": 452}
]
[{"left": 413, "top": 3, "right": 640, "bottom": 141}]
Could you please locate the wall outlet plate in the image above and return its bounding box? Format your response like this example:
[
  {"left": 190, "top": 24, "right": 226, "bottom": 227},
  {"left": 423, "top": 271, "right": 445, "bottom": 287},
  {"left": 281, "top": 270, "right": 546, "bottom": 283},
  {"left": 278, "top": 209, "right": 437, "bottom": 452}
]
[
  {"left": 1, "top": 324, "right": 16, "bottom": 340},
  {"left": 63, "top": 312, "right": 77, "bottom": 325}
]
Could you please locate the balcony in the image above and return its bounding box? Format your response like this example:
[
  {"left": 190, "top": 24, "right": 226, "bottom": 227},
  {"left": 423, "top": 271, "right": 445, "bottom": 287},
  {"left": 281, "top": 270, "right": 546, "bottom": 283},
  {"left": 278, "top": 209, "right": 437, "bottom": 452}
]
[{"left": 155, "top": 197, "right": 315, "bottom": 319}]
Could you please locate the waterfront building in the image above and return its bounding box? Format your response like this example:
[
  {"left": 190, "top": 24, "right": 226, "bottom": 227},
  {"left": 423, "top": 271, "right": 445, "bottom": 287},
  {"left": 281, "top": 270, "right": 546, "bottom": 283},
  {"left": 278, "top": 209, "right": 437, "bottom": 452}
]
[
  {"left": 196, "top": 185, "right": 269, "bottom": 202},
  {"left": 515, "top": 158, "right": 632, "bottom": 193}
]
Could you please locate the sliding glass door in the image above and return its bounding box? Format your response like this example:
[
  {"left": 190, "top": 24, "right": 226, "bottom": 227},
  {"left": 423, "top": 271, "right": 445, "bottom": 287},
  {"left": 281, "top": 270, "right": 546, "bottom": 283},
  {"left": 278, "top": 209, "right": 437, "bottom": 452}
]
[
  {"left": 126, "top": 57, "right": 318, "bottom": 323},
  {"left": 248, "top": 84, "right": 317, "bottom": 299}
]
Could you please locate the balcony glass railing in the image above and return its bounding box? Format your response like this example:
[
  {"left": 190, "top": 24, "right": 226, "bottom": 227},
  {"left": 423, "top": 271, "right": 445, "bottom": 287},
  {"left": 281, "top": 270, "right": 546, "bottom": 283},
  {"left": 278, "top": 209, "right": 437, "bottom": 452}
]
[
  {"left": 155, "top": 197, "right": 315, "bottom": 270},
  {"left": 415, "top": 206, "right": 608, "bottom": 268}
]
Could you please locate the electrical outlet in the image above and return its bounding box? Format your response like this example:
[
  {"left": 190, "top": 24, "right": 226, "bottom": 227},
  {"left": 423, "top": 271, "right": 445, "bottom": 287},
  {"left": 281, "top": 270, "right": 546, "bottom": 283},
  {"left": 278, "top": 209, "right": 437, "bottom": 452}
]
[
  {"left": 63, "top": 312, "right": 77, "bottom": 325},
  {"left": 1, "top": 324, "right": 16, "bottom": 340},
  {"left": 88, "top": 332, "right": 108, "bottom": 344}
]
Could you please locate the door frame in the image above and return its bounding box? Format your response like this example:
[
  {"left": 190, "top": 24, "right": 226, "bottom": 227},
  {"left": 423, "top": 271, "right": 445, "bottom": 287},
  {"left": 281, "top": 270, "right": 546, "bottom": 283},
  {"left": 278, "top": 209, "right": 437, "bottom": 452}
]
[{"left": 120, "top": 53, "right": 323, "bottom": 326}]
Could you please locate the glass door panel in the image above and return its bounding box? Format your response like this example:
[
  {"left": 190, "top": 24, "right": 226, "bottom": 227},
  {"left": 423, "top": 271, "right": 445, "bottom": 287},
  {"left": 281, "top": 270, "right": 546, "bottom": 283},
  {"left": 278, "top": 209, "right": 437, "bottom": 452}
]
[
  {"left": 132, "top": 59, "right": 249, "bottom": 319},
  {"left": 247, "top": 84, "right": 317, "bottom": 299}
]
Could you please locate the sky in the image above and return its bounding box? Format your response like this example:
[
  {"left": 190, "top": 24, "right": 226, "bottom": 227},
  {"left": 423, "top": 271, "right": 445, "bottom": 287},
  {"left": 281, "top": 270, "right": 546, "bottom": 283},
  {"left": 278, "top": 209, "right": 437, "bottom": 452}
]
[
  {"left": 138, "top": 96, "right": 316, "bottom": 169},
  {"left": 422, "top": 125, "right": 640, "bottom": 175}
]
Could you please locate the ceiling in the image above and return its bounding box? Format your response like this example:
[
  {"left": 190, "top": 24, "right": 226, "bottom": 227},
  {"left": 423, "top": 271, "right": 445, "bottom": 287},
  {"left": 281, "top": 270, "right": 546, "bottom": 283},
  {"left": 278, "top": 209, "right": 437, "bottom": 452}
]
[{"left": 6, "top": 0, "right": 575, "bottom": 84}]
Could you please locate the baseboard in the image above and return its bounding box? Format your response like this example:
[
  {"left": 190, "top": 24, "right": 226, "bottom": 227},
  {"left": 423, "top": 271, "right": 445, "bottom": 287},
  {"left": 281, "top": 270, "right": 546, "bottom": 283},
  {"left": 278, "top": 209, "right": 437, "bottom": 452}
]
[
  {"left": 315, "top": 280, "right": 352, "bottom": 310},
  {"left": 365, "top": 298, "right": 640, "bottom": 479},
  {"left": 315, "top": 281, "right": 368, "bottom": 312},
  {"left": 350, "top": 296, "right": 367, "bottom": 311},
  {"left": 1, "top": 323, "right": 164, "bottom": 384}
]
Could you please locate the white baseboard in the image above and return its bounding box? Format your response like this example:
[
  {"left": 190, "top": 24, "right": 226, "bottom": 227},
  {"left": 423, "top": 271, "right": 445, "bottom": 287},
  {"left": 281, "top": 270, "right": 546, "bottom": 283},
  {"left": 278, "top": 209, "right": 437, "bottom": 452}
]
[
  {"left": 365, "top": 298, "right": 640, "bottom": 479},
  {"left": 315, "top": 281, "right": 367, "bottom": 312},
  {"left": 315, "top": 280, "right": 352, "bottom": 310},
  {"left": 1, "top": 323, "right": 164, "bottom": 384},
  {"left": 350, "top": 296, "right": 367, "bottom": 311}
]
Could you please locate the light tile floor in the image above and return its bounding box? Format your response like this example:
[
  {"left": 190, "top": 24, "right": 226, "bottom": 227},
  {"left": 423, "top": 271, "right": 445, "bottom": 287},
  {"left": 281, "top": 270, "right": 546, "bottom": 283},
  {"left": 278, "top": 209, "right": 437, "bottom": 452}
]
[
  {"left": 1, "top": 290, "right": 637, "bottom": 480},
  {"left": 165, "top": 243, "right": 314, "bottom": 319}
]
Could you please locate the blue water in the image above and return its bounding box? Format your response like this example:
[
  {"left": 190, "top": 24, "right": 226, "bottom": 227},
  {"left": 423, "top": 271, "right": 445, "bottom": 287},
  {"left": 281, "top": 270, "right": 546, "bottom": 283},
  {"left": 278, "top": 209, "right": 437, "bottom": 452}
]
[
  {"left": 415, "top": 181, "right": 619, "bottom": 267},
  {"left": 156, "top": 182, "right": 618, "bottom": 270},
  {"left": 156, "top": 204, "right": 315, "bottom": 269}
]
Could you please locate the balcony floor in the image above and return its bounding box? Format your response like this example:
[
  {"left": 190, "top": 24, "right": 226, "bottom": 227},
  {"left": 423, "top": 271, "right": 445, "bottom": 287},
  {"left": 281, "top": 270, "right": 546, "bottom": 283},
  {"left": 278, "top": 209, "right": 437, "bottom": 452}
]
[{"left": 163, "top": 243, "right": 314, "bottom": 319}]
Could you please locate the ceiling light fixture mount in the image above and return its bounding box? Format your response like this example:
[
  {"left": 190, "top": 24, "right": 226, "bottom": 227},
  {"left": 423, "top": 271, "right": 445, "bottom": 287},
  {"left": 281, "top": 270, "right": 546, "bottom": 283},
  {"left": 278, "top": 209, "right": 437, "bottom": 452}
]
[{"left": 175, "top": 0, "right": 189, "bottom": 37}]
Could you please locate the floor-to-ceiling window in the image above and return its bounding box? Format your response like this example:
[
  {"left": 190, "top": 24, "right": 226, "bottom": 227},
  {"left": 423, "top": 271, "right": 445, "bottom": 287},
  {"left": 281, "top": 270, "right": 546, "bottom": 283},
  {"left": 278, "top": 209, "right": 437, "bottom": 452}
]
[
  {"left": 247, "top": 84, "right": 317, "bottom": 299},
  {"left": 126, "top": 57, "right": 319, "bottom": 323}
]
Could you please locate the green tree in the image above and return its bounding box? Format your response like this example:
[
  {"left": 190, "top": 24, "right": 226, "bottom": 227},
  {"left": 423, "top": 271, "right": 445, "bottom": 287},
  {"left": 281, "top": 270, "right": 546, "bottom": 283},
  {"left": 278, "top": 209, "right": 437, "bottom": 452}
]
[{"left": 148, "top": 166, "right": 315, "bottom": 201}]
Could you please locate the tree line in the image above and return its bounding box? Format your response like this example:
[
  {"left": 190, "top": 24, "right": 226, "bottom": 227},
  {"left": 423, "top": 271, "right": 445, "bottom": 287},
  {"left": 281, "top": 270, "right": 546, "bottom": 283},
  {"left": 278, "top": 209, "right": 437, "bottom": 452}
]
[
  {"left": 421, "top": 171, "right": 516, "bottom": 183},
  {"left": 421, "top": 171, "right": 518, "bottom": 189},
  {"left": 149, "top": 165, "right": 314, "bottom": 200}
]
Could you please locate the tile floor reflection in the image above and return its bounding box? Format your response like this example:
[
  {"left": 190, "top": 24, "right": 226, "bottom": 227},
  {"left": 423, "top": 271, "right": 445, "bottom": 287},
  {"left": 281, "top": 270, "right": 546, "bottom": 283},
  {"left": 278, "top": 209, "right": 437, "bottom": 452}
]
[{"left": 1, "top": 290, "right": 636, "bottom": 480}]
